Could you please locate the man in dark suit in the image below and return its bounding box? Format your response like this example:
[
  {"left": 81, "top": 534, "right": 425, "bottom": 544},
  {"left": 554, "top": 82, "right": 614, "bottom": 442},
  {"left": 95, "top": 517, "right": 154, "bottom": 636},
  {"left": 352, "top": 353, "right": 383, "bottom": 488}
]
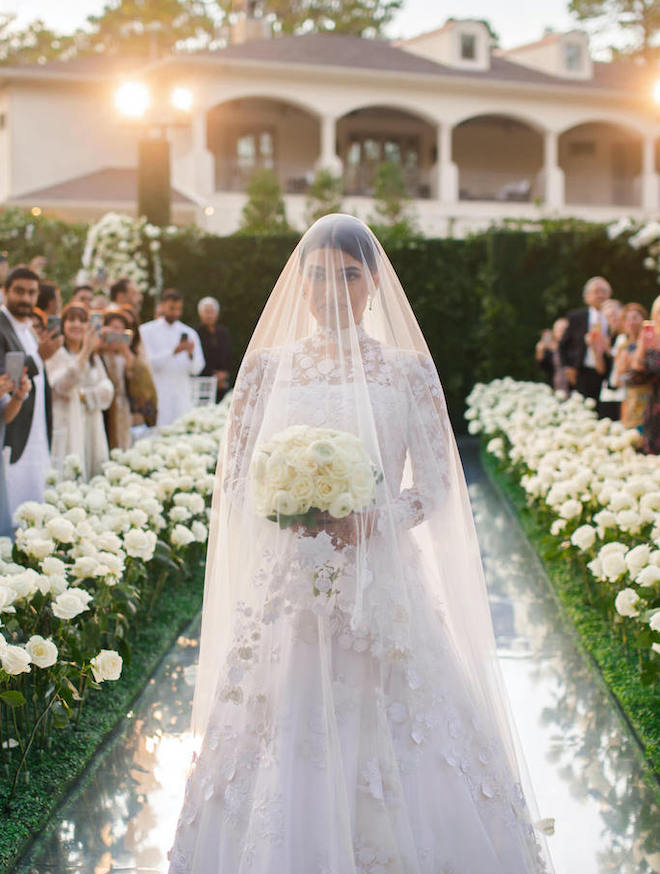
[
  {"left": 559, "top": 276, "right": 612, "bottom": 410},
  {"left": 0, "top": 267, "right": 61, "bottom": 516}
]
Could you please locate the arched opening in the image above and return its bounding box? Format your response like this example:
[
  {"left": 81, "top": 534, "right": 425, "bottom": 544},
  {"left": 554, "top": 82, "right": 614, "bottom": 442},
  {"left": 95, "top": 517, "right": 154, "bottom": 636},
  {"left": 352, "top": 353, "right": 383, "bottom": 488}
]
[
  {"left": 336, "top": 106, "right": 436, "bottom": 198},
  {"left": 452, "top": 114, "right": 544, "bottom": 202},
  {"left": 559, "top": 121, "right": 642, "bottom": 207},
  {"left": 206, "top": 97, "right": 320, "bottom": 193}
]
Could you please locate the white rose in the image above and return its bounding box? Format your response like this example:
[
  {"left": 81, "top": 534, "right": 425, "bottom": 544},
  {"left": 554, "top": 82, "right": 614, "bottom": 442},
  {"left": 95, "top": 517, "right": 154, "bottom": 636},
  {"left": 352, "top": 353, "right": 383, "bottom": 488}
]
[
  {"left": 169, "top": 506, "right": 192, "bottom": 523},
  {"left": 328, "top": 493, "right": 354, "bottom": 519},
  {"left": 95, "top": 532, "right": 123, "bottom": 554},
  {"left": 48, "top": 574, "right": 68, "bottom": 596},
  {"left": 599, "top": 542, "right": 627, "bottom": 557},
  {"left": 25, "top": 635, "right": 58, "bottom": 668},
  {"left": 635, "top": 565, "right": 660, "bottom": 588},
  {"left": 601, "top": 552, "right": 627, "bottom": 582},
  {"left": 52, "top": 588, "right": 93, "bottom": 620},
  {"left": 63, "top": 507, "right": 87, "bottom": 525},
  {"left": 23, "top": 538, "right": 55, "bottom": 561},
  {"left": 1, "top": 644, "right": 31, "bottom": 675},
  {"left": 625, "top": 544, "right": 651, "bottom": 576},
  {"left": 0, "top": 585, "right": 16, "bottom": 613},
  {"left": 46, "top": 516, "right": 76, "bottom": 543},
  {"left": 570, "top": 525, "right": 596, "bottom": 551},
  {"left": 191, "top": 520, "right": 207, "bottom": 542},
  {"left": 171, "top": 525, "right": 195, "bottom": 548},
  {"left": 586, "top": 557, "right": 603, "bottom": 579},
  {"left": 649, "top": 611, "right": 660, "bottom": 632},
  {"left": 90, "top": 649, "right": 123, "bottom": 683},
  {"left": 73, "top": 556, "right": 102, "bottom": 580},
  {"left": 550, "top": 519, "right": 567, "bottom": 536},
  {"left": 558, "top": 499, "right": 582, "bottom": 520},
  {"left": 127, "top": 509, "right": 149, "bottom": 528},
  {"left": 7, "top": 570, "right": 40, "bottom": 600},
  {"left": 41, "top": 556, "right": 66, "bottom": 577},
  {"left": 123, "top": 528, "right": 157, "bottom": 560},
  {"left": 614, "top": 587, "right": 641, "bottom": 617}
]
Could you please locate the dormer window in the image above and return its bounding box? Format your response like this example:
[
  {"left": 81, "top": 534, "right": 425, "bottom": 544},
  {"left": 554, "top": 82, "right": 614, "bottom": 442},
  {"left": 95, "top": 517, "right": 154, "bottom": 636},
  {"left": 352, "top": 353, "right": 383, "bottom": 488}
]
[
  {"left": 460, "top": 33, "right": 476, "bottom": 61},
  {"left": 564, "top": 42, "right": 582, "bottom": 71}
]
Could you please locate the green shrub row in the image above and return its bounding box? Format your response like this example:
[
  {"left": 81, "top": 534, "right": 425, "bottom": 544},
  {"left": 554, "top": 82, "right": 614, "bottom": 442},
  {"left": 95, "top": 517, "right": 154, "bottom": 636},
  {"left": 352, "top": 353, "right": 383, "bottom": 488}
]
[
  {"left": 1, "top": 560, "right": 205, "bottom": 874},
  {"left": 480, "top": 443, "right": 660, "bottom": 788}
]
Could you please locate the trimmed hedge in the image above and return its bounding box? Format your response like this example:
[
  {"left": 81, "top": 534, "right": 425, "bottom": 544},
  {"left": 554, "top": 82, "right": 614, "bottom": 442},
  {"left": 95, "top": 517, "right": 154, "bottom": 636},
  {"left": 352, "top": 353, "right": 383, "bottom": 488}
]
[
  {"left": 1, "top": 560, "right": 205, "bottom": 874},
  {"left": 480, "top": 443, "right": 660, "bottom": 792},
  {"left": 162, "top": 226, "right": 658, "bottom": 430}
]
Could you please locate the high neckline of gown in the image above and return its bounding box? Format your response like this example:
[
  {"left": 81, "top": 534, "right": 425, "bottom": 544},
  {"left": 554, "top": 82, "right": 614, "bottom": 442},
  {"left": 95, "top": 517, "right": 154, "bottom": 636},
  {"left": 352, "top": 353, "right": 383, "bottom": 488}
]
[{"left": 313, "top": 323, "right": 369, "bottom": 342}]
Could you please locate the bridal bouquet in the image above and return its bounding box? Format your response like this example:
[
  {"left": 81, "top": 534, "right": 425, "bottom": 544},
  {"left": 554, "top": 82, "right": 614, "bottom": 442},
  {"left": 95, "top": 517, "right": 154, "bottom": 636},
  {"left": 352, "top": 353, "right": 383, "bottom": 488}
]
[{"left": 250, "top": 425, "right": 381, "bottom": 528}]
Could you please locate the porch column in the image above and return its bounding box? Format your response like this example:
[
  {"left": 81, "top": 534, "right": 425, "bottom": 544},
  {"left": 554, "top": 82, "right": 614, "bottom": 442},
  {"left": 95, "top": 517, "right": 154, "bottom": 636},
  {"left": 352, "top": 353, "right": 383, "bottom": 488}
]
[
  {"left": 316, "top": 114, "right": 343, "bottom": 177},
  {"left": 540, "top": 129, "right": 565, "bottom": 209},
  {"left": 641, "top": 134, "right": 660, "bottom": 212},
  {"left": 436, "top": 122, "right": 458, "bottom": 204},
  {"left": 191, "top": 110, "right": 215, "bottom": 197}
]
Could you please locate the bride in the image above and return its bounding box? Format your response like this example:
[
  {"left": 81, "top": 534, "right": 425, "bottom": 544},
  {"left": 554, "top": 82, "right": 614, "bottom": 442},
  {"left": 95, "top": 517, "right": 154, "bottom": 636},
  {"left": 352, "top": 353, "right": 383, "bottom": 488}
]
[{"left": 168, "top": 214, "right": 554, "bottom": 873}]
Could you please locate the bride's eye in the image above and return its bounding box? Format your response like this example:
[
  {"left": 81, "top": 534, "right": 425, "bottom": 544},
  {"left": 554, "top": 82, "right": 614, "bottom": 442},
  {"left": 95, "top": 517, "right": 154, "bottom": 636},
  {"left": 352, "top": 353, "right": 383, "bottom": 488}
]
[{"left": 339, "top": 268, "right": 361, "bottom": 282}]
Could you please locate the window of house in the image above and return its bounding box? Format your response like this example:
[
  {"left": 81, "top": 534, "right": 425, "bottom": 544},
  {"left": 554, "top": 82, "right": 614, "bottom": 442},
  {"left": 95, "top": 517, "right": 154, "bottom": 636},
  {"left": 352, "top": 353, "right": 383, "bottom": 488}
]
[
  {"left": 460, "top": 33, "right": 476, "bottom": 61},
  {"left": 564, "top": 42, "right": 582, "bottom": 71},
  {"left": 235, "top": 129, "right": 275, "bottom": 171}
]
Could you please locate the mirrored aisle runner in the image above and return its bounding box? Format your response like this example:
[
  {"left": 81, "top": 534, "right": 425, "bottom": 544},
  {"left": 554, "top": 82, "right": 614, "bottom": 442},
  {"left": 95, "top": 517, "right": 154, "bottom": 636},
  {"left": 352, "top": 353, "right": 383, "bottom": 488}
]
[{"left": 16, "top": 438, "right": 660, "bottom": 874}]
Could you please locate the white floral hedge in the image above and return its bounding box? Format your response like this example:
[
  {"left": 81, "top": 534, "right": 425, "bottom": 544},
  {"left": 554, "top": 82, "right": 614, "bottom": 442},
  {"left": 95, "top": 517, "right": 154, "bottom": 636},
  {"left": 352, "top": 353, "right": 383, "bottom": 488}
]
[
  {"left": 466, "top": 379, "right": 660, "bottom": 683},
  {"left": 0, "top": 397, "right": 229, "bottom": 795}
]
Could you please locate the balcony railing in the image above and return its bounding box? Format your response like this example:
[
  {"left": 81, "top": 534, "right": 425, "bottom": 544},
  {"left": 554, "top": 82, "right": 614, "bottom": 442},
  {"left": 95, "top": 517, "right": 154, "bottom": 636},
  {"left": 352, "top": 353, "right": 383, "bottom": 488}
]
[
  {"left": 214, "top": 159, "right": 316, "bottom": 194},
  {"left": 343, "top": 164, "right": 431, "bottom": 199},
  {"left": 564, "top": 173, "right": 641, "bottom": 207},
  {"left": 458, "top": 169, "right": 540, "bottom": 203}
]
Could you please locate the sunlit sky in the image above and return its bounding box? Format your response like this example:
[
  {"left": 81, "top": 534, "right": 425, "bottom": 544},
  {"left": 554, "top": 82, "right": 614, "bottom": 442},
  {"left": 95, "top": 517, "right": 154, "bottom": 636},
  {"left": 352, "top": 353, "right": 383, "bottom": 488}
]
[{"left": 0, "top": 0, "right": 626, "bottom": 59}]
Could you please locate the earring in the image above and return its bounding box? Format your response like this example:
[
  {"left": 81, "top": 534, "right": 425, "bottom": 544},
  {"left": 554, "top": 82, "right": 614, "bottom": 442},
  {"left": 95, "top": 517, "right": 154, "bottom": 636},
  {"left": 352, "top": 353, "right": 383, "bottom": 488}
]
[{"left": 368, "top": 298, "right": 373, "bottom": 311}]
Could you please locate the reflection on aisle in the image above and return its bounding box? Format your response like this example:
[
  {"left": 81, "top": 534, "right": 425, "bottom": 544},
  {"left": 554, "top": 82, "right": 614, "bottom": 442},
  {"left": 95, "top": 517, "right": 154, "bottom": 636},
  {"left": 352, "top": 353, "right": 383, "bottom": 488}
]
[{"left": 16, "top": 439, "right": 660, "bottom": 874}]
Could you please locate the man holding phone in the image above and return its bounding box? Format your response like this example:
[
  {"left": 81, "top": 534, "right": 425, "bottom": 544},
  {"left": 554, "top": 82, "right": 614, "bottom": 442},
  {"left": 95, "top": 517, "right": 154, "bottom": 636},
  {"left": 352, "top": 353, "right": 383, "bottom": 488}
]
[
  {"left": 139, "top": 287, "right": 204, "bottom": 427},
  {"left": 0, "top": 267, "right": 61, "bottom": 517}
]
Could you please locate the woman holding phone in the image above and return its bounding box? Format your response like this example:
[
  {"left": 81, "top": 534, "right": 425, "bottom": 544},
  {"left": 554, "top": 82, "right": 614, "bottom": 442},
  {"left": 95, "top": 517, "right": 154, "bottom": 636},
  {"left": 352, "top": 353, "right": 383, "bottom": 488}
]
[
  {"left": 100, "top": 309, "right": 135, "bottom": 450},
  {"left": 632, "top": 296, "right": 660, "bottom": 454},
  {"left": 0, "top": 364, "right": 32, "bottom": 535},
  {"left": 45, "top": 302, "right": 115, "bottom": 479}
]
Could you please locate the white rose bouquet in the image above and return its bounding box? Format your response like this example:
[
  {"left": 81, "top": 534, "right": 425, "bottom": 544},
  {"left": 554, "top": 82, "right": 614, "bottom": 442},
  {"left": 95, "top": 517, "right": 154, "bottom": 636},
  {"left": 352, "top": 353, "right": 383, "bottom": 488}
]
[{"left": 250, "top": 425, "right": 382, "bottom": 530}]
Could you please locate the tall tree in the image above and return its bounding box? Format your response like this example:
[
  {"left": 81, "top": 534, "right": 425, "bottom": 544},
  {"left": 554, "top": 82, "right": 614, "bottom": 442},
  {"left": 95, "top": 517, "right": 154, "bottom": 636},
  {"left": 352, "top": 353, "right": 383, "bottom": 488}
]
[
  {"left": 569, "top": 0, "right": 660, "bottom": 65},
  {"left": 0, "top": 15, "right": 76, "bottom": 65},
  {"left": 82, "top": 0, "right": 216, "bottom": 58},
  {"left": 226, "top": 0, "right": 402, "bottom": 38}
]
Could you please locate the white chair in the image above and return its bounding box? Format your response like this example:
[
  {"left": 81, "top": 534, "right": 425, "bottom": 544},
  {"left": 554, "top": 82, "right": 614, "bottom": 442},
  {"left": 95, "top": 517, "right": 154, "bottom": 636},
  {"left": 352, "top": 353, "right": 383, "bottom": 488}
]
[{"left": 190, "top": 376, "right": 218, "bottom": 407}]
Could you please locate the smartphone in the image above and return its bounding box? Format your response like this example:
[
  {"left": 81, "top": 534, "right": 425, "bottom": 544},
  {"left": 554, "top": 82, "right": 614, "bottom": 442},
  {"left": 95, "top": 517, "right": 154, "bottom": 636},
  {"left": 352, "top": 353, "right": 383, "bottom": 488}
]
[
  {"left": 642, "top": 320, "right": 656, "bottom": 343},
  {"left": 120, "top": 330, "right": 133, "bottom": 345},
  {"left": 105, "top": 331, "right": 123, "bottom": 346},
  {"left": 4, "top": 351, "right": 24, "bottom": 386},
  {"left": 46, "top": 315, "right": 61, "bottom": 337},
  {"left": 90, "top": 312, "right": 103, "bottom": 332},
  {"left": 180, "top": 332, "right": 188, "bottom": 342}
]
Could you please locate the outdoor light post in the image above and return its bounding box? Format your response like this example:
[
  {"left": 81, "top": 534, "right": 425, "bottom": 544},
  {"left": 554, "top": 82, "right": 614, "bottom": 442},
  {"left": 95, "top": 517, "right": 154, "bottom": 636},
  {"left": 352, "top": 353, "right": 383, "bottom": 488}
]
[{"left": 114, "top": 81, "right": 194, "bottom": 226}]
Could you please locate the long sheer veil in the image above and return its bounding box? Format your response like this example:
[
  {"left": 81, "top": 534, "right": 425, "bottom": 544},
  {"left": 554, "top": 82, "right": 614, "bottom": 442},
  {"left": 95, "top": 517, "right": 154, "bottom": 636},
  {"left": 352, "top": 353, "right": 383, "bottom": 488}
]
[{"left": 192, "top": 214, "right": 554, "bottom": 871}]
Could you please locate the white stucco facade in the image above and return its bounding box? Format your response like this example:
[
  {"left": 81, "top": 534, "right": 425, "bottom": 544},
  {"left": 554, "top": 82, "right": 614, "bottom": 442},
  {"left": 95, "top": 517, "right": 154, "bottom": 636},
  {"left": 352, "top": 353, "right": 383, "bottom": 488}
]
[{"left": 2, "top": 20, "right": 659, "bottom": 237}]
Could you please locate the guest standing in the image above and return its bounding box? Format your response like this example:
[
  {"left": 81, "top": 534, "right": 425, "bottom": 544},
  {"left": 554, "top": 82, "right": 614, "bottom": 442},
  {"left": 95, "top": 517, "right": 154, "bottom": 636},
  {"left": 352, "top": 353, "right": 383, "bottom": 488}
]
[
  {"left": 196, "top": 296, "right": 232, "bottom": 402},
  {"left": 139, "top": 289, "right": 204, "bottom": 427},
  {"left": 535, "top": 317, "right": 569, "bottom": 392},
  {"left": 71, "top": 285, "right": 94, "bottom": 308},
  {"left": 613, "top": 303, "right": 651, "bottom": 431},
  {"left": 559, "top": 276, "right": 612, "bottom": 410},
  {"left": 117, "top": 306, "right": 158, "bottom": 431},
  {"left": 0, "top": 268, "right": 61, "bottom": 517},
  {"left": 0, "top": 369, "right": 32, "bottom": 535},
  {"left": 46, "top": 303, "right": 114, "bottom": 479},
  {"left": 632, "top": 296, "right": 660, "bottom": 454},
  {"left": 110, "top": 277, "right": 143, "bottom": 318},
  {"left": 36, "top": 282, "right": 61, "bottom": 317},
  {"left": 101, "top": 310, "right": 135, "bottom": 450}
]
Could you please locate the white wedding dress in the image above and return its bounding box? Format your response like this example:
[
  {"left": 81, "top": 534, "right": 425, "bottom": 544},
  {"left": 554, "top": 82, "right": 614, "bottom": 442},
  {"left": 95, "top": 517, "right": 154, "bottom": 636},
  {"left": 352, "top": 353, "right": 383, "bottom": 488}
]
[{"left": 168, "top": 327, "right": 550, "bottom": 874}]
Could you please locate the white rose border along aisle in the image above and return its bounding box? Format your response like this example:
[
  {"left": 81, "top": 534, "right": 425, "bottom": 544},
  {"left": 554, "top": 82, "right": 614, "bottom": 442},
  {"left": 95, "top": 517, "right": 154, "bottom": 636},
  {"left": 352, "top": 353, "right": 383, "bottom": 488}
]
[
  {"left": 466, "top": 379, "right": 660, "bottom": 772},
  {"left": 0, "top": 400, "right": 229, "bottom": 830}
]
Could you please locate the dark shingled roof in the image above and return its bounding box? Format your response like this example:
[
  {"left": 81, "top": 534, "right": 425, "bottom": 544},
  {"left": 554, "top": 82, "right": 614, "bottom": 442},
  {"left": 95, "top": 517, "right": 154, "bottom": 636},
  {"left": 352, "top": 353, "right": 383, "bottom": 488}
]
[
  {"left": 13, "top": 168, "right": 194, "bottom": 205},
  {"left": 1, "top": 33, "right": 654, "bottom": 96}
]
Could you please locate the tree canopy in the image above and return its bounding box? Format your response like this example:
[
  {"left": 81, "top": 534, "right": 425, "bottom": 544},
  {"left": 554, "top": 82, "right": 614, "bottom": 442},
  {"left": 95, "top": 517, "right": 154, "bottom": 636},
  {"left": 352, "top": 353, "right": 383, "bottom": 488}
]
[{"left": 569, "top": 0, "right": 660, "bottom": 64}]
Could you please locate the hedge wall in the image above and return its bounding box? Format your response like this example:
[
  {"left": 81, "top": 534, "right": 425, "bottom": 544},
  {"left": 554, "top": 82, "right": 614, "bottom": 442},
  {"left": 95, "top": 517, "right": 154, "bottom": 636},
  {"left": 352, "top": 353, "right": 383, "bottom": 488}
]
[{"left": 161, "top": 226, "right": 659, "bottom": 430}]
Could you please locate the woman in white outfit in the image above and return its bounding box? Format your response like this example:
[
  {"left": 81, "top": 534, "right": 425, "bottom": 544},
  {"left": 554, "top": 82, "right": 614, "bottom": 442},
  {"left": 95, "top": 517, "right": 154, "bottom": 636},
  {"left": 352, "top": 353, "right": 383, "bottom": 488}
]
[
  {"left": 46, "top": 302, "right": 114, "bottom": 480},
  {"left": 167, "top": 216, "right": 555, "bottom": 874}
]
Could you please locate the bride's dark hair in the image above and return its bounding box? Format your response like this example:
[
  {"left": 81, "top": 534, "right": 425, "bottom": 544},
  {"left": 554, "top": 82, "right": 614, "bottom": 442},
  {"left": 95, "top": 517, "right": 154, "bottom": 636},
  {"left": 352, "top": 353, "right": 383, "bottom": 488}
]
[{"left": 299, "top": 214, "right": 378, "bottom": 274}]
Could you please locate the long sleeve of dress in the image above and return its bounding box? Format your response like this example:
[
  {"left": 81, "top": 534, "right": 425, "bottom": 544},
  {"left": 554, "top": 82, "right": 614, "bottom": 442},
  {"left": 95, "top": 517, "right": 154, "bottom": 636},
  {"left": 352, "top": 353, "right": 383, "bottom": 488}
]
[
  {"left": 222, "top": 350, "right": 267, "bottom": 501},
  {"left": 46, "top": 348, "right": 82, "bottom": 399},
  {"left": 391, "top": 353, "right": 452, "bottom": 530},
  {"left": 82, "top": 360, "right": 115, "bottom": 412}
]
